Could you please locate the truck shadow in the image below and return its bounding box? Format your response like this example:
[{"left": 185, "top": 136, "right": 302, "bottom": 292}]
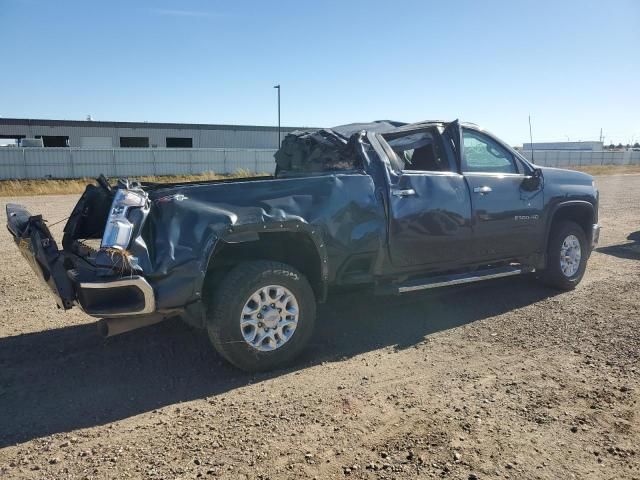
[
  {"left": 0, "top": 276, "right": 557, "bottom": 448},
  {"left": 596, "top": 231, "right": 640, "bottom": 260}
]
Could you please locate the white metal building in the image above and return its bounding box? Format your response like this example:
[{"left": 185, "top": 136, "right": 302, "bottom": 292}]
[
  {"left": 0, "top": 118, "right": 307, "bottom": 149},
  {"left": 522, "top": 141, "right": 603, "bottom": 151}
]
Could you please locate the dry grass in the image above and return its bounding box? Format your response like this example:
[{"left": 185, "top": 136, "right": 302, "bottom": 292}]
[
  {"left": 0, "top": 170, "right": 263, "bottom": 196},
  {"left": 564, "top": 164, "right": 640, "bottom": 176}
]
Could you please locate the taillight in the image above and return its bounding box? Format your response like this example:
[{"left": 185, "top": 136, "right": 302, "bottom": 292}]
[{"left": 101, "top": 188, "right": 148, "bottom": 250}]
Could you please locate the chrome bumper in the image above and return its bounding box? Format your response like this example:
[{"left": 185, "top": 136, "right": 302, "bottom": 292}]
[{"left": 591, "top": 224, "right": 601, "bottom": 249}]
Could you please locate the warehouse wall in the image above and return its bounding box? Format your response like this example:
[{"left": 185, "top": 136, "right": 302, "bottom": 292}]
[{"left": 0, "top": 124, "right": 298, "bottom": 149}]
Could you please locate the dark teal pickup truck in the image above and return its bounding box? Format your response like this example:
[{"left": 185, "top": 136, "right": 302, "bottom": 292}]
[{"left": 6, "top": 120, "right": 600, "bottom": 371}]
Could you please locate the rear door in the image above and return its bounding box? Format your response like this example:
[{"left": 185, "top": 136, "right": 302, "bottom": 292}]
[
  {"left": 379, "top": 124, "right": 474, "bottom": 268},
  {"left": 461, "top": 127, "right": 543, "bottom": 260}
]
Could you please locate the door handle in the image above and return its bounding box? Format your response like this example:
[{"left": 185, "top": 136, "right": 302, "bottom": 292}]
[
  {"left": 473, "top": 186, "right": 492, "bottom": 194},
  {"left": 391, "top": 188, "right": 416, "bottom": 197}
]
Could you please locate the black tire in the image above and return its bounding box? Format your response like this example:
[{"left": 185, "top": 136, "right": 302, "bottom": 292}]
[
  {"left": 205, "top": 261, "right": 316, "bottom": 372},
  {"left": 540, "top": 220, "right": 588, "bottom": 290}
]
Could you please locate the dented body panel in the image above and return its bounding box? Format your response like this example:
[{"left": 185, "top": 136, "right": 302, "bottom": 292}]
[{"left": 142, "top": 172, "right": 385, "bottom": 311}]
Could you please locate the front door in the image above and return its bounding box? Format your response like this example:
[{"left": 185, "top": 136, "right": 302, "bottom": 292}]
[{"left": 461, "top": 127, "right": 543, "bottom": 260}]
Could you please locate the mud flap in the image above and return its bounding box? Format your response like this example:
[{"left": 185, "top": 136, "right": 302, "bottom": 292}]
[{"left": 6, "top": 204, "right": 76, "bottom": 309}]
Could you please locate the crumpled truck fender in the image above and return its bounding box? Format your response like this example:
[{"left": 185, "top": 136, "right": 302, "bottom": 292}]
[{"left": 142, "top": 173, "right": 384, "bottom": 326}]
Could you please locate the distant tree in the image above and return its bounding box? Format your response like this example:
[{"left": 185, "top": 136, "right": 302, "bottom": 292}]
[
  {"left": 608, "top": 143, "right": 615, "bottom": 150},
  {"left": 616, "top": 143, "right": 624, "bottom": 149},
  {"left": 625, "top": 144, "right": 631, "bottom": 149},
  {"left": 633, "top": 142, "right": 640, "bottom": 148}
]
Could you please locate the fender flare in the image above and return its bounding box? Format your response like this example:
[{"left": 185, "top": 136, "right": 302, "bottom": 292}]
[
  {"left": 197, "top": 220, "right": 329, "bottom": 301},
  {"left": 544, "top": 200, "right": 595, "bottom": 251}
]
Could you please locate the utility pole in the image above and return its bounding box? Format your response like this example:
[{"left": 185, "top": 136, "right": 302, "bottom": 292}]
[{"left": 273, "top": 85, "right": 281, "bottom": 148}]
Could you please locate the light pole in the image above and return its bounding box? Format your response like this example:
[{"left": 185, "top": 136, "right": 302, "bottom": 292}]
[
  {"left": 273, "top": 84, "right": 281, "bottom": 148},
  {"left": 528, "top": 115, "right": 535, "bottom": 164}
]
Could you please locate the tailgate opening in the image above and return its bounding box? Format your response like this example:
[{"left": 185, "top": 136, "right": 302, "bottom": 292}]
[{"left": 6, "top": 206, "right": 75, "bottom": 309}]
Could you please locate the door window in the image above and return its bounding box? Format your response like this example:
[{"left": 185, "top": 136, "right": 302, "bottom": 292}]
[
  {"left": 462, "top": 129, "right": 516, "bottom": 174},
  {"left": 383, "top": 130, "right": 453, "bottom": 172}
]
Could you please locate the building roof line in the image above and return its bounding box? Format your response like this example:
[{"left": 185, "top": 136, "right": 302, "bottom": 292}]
[{"left": 0, "top": 117, "right": 312, "bottom": 132}]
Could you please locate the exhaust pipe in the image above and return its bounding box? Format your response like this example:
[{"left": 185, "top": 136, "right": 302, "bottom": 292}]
[{"left": 97, "top": 315, "right": 165, "bottom": 337}]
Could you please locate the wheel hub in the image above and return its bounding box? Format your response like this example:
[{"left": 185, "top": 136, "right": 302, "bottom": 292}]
[{"left": 262, "top": 308, "right": 280, "bottom": 328}]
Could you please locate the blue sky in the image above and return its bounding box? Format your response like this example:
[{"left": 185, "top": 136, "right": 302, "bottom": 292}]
[{"left": 1, "top": 0, "right": 638, "bottom": 145}]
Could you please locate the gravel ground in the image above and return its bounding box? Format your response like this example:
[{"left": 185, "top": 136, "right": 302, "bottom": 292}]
[{"left": 0, "top": 175, "right": 638, "bottom": 480}]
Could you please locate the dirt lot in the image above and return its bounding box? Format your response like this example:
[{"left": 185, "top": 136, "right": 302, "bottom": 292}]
[{"left": 0, "top": 175, "right": 638, "bottom": 480}]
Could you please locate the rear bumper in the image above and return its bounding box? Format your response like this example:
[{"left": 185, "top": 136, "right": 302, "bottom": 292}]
[
  {"left": 72, "top": 272, "right": 156, "bottom": 317},
  {"left": 591, "top": 223, "right": 601, "bottom": 249}
]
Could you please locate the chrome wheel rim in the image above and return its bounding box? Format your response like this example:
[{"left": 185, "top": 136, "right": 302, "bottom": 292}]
[
  {"left": 560, "top": 234, "right": 582, "bottom": 277},
  {"left": 240, "top": 285, "right": 299, "bottom": 352}
]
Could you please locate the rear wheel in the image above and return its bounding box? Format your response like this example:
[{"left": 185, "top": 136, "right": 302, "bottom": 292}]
[
  {"left": 205, "top": 261, "right": 316, "bottom": 372},
  {"left": 540, "top": 220, "right": 588, "bottom": 290}
]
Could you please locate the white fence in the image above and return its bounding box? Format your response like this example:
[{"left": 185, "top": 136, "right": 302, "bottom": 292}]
[
  {"left": 520, "top": 149, "right": 640, "bottom": 167},
  {"left": 0, "top": 148, "right": 278, "bottom": 180},
  {"left": 0, "top": 147, "right": 639, "bottom": 180}
]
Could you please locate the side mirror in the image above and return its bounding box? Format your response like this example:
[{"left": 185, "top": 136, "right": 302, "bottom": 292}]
[{"left": 522, "top": 168, "right": 542, "bottom": 191}]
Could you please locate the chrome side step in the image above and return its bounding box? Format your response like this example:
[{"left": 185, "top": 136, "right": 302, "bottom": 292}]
[{"left": 381, "top": 265, "right": 531, "bottom": 295}]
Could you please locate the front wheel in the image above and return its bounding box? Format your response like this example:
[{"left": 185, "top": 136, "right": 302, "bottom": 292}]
[
  {"left": 540, "top": 220, "right": 588, "bottom": 290},
  {"left": 205, "top": 261, "right": 316, "bottom": 372}
]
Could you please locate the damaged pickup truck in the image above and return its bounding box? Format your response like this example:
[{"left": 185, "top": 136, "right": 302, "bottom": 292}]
[{"left": 6, "top": 120, "right": 600, "bottom": 371}]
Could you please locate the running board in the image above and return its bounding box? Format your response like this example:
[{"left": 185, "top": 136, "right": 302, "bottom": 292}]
[{"left": 379, "top": 265, "right": 531, "bottom": 295}]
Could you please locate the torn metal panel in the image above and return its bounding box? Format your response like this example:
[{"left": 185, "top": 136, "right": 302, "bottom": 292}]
[
  {"left": 274, "top": 120, "right": 405, "bottom": 174},
  {"left": 6, "top": 205, "right": 75, "bottom": 309},
  {"left": 274, "top": 129, "right": 354, "bottom": 173}
]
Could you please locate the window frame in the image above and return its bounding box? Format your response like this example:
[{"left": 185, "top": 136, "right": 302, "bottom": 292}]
[
  {"left": 461, "top": 128, "right": 520, "bottom": 175},
  {"left": 35, "top": 135, "right": 70, "bottom": 147},
  {"left": 119, "top": 136, "right": 150, "bottom": 148},
  {"left": 166, "top": 137, "right": 193, "bottom": 148},
  {"left": 380, "top": 127, "right": 457, "bottom": 175}
]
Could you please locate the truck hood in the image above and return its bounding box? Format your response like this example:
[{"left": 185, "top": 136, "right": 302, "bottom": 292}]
[{"left": 536, "top": 165, "right": 593, "bottom": 186}]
